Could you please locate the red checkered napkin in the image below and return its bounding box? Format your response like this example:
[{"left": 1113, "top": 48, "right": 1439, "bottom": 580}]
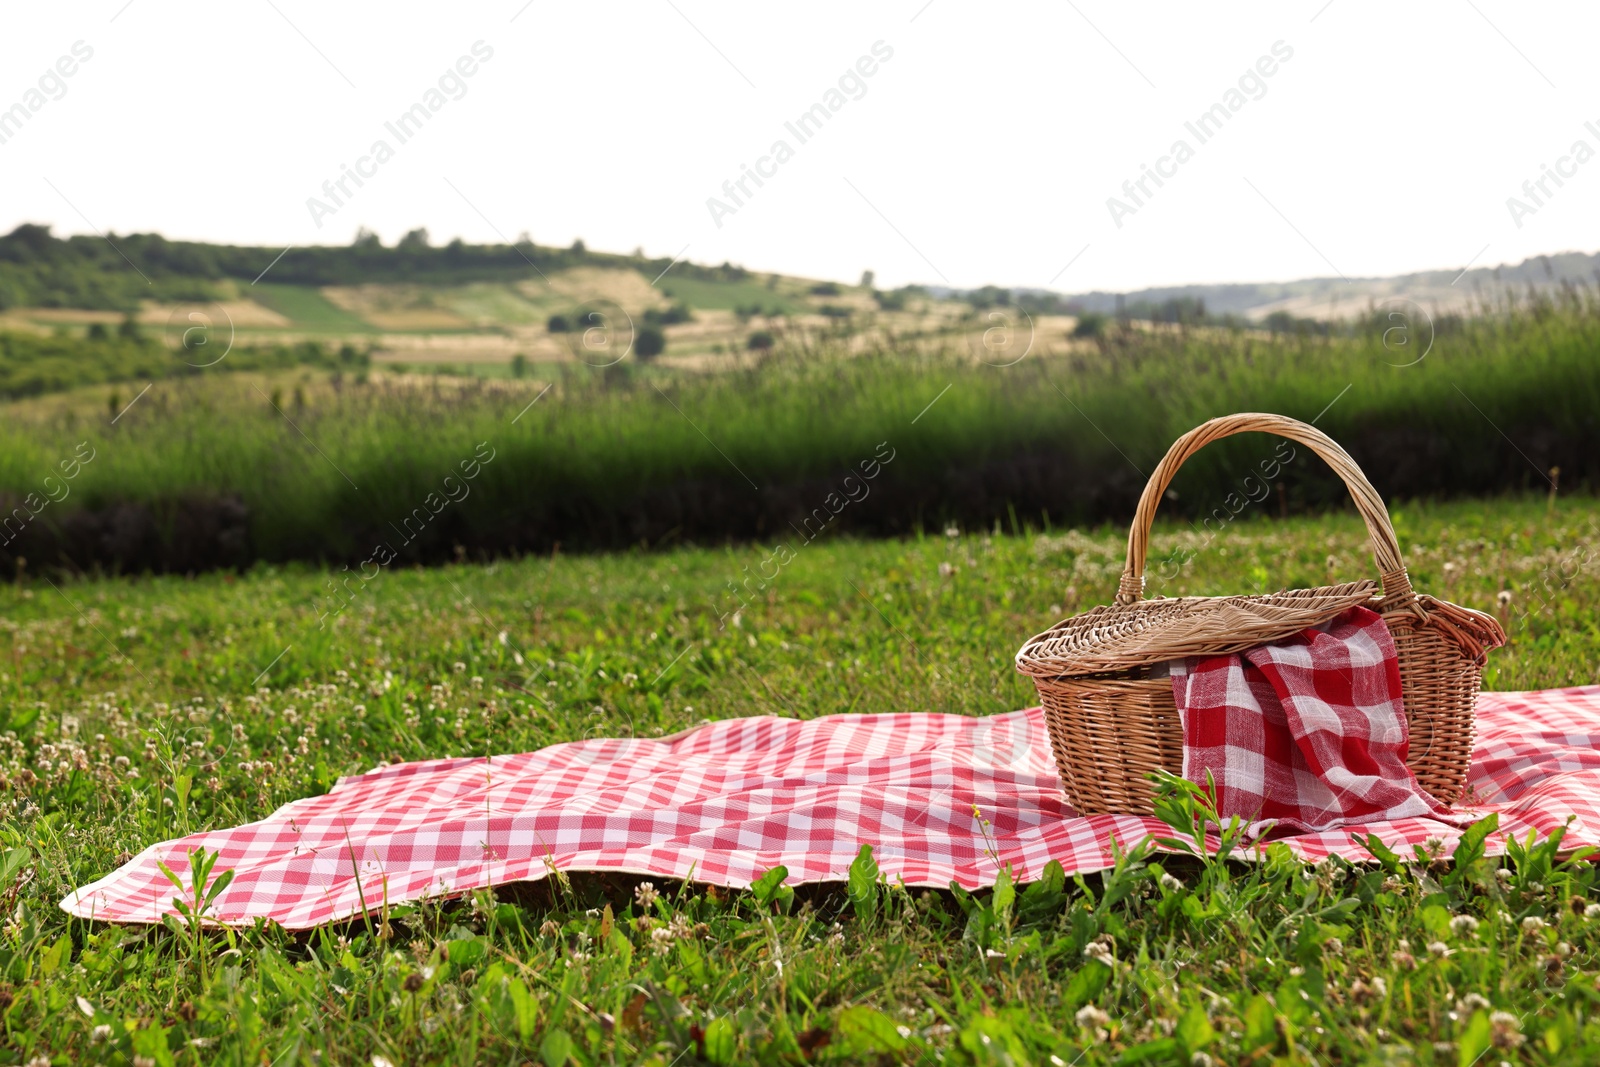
[{"left": 1172, "top": 606, "right": 1453, "bottom": 832}]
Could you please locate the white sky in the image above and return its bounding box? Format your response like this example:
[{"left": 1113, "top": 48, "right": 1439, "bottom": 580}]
[{"left": 3, "top": 1, "right": 1598, "bottom": 292}]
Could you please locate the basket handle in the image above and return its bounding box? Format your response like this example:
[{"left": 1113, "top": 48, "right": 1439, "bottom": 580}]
[{"left": 1116, "top": 413, "right": 1414, "bottom": 606}]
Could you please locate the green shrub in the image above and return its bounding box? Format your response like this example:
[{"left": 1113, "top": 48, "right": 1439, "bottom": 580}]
[
  {"left": 968, "top": 285, "right": 1011, "bottom": 309},
  {"left": 643, "top": 303, "right": 692, "bottom": 326},
  {"left": 1071, "top": 311, "right": 1108, "bottom": 338},
  {"left": 635, "top": 325, "right": 666, "bottom": 360}
]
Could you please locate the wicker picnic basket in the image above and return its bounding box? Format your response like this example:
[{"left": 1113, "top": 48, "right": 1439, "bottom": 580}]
[{"left": 1015, "top": 413, "right": 1505, "bottom": 816}]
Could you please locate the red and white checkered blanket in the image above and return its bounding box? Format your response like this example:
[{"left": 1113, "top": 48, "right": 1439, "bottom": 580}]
[
  {"left": 63, "top": 684, "right": 1600, "bottom": 930},
  {"left": 1173, "top": 606, "right": 1452, "bottom": 832}
]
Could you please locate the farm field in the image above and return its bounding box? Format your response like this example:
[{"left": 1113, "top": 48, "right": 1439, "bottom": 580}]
[
  {"left": 1, "top": 497, "right": 1598, "bottom": 1064},
  {"left": 2, "top": 272, "right": 987, "bottom": 372}
]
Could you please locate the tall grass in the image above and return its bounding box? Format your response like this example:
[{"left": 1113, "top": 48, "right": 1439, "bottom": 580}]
[{"left": 1, "top": 289, "right": 1596, "bottom": 570}]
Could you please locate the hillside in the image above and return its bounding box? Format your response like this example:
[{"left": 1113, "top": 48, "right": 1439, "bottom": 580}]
[
  {"left": 3, "top": 224, "right": 1597, "bottom": 385},
  {"left": 2, "top": 285, "right": 1595, "bottom": 574},
  {"left": 1041, "top": 249, "right": 1600, "bottom": 322},
  {"left": 0, "top": 224, "right": 1019, "bottom": 373}
]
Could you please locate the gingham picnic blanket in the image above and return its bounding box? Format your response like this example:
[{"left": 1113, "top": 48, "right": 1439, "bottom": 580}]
[
  {"left": 62, "top": 685, "right": 1600, "bottom": 930},
  {"left": 1174, "top": 606, "right": 1453, "bottom": 832}
]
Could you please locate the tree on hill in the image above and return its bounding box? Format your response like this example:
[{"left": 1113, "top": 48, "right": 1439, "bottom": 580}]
[
  {"left": 635, "top": 325, "right": 666, "bottom": 360},
  {"left": 0, "top": 223, "right": 769, "bottom": 307}
]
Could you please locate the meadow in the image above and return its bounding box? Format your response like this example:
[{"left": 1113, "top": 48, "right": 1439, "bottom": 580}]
[
  {"left": 4, "top": 233, "right": 1600, "bottom": 1063},
  {"left": 2, "top": 287, "right": 1597, "bottom": 576},
  {"left": 0, "top": 496, "right": 1598, "bottom": 1064},
  {"left": 0, "top": 331, "right": 371, "bottom": 400}
]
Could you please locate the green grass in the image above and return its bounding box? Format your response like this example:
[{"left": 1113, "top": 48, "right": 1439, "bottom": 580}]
[
  {"left": 0, "top": 331, "right": 369, "bottom": 402},
  {"left": 657, "top": 275, "right": 801, "bottom": 313},
  {"left": 446, "top": 282, "right": 550, "bottom": 325},
  {"left": 251, "top": 284, "right": 376, "bottom": 332},
  {"left": 1, "top": 498, "right": 1598, "bottom": 1063}
]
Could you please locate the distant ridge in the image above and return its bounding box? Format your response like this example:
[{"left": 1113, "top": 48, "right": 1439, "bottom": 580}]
[{"left": 936, "top": 249, "right": 1600, "bottom": 321}]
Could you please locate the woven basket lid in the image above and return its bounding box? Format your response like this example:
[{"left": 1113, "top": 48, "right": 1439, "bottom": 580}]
[{"left": 1015, "top": 580, "right": 1379, "bottom": 679}]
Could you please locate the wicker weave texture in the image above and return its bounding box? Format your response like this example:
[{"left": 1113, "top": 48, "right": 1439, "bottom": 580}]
[{"left": 1018, "top": 413, "right": 1506, "bottom": 816}]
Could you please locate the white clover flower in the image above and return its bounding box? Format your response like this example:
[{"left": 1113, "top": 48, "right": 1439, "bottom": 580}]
[
  {"left": 634, "top": 882, "right": 659, "bottom": 908},
  {"left": 1426, "top": 941, "right": 1451, "bottom": 957},
  {"left": 1159, "top": 873, "right": 1182, "bottom": 892},
  {"left": 1075, "top": 1005, "right": 1111, "bottom": 1029},
  {"left": 1082, "top": 934, "right": 1116, "bottom": 967},
  {"left": 1521, "top": 916, "right": 1547, "bottom": 933},
  {"left": 1451, "top": 915, "right": 1480, "bottom": 936}
]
